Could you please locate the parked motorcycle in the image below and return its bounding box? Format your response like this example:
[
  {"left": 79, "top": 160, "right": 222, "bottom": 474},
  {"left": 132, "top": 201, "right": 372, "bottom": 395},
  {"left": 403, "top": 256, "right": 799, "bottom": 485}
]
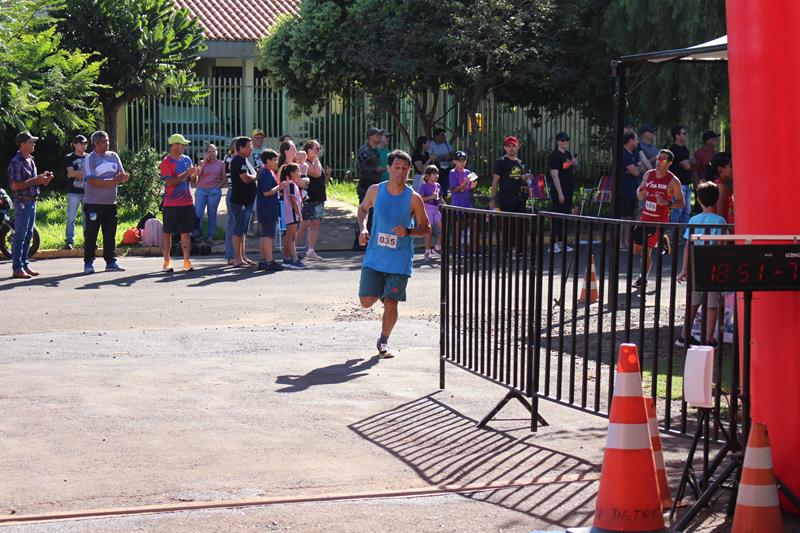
[{"left": 0, "top": 188, "right": 40, "bottom": 260}]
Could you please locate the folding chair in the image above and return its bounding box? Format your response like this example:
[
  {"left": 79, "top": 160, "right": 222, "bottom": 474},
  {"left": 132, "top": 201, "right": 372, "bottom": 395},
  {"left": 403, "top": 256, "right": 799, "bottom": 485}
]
[
  {"left": 528, "top": 173, "right": 550, "bottom": 213},
  {"left": 592, "top": 175, "right": 613, "bottom": 217}
]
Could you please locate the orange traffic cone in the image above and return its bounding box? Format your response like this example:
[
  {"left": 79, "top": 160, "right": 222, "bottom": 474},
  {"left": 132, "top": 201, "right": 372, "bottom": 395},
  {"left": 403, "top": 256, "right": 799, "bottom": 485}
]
[
  {"left": 579, "top": 254, "right": 599, "bottom": 304},
  {"left": 591, "top": 343, "right": 669, "bottom": 533},
  {"left": 645, "top": 397, "right": 673, "bottom": 511},
  {"left": 731, "top": 423, "right": 784, "bottom": 533}
]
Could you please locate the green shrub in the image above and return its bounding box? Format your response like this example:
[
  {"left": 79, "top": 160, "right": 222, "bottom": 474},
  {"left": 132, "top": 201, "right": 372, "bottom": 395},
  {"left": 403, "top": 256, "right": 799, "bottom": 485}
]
[{"left": 118, "top": 147, "right": 164, "bottom": 217}]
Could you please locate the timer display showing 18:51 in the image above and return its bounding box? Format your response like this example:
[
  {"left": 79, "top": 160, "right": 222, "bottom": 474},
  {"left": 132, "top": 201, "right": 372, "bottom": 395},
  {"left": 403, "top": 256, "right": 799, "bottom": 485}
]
[{"left": 692, "top": 244, "right": 800, "bottom": 292}]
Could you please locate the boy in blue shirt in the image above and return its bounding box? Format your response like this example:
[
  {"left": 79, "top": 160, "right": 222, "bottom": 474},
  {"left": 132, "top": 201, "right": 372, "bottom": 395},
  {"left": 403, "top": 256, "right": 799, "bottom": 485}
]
[
  {"left": 676, "top": 181, "right": 728, "bottom": 347},
  {"left": 256, "top": 149, "right": 286, "bottom": 271}
]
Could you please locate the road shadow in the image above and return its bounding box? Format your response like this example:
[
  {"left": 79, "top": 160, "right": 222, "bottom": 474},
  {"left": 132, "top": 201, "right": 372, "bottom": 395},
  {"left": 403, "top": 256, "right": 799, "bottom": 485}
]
[
  {"left": 349, "top": 393, "right": 603, "bottom": 529},
  {"left": 0, "top": 270, "right": 87, "bottom": 290},
  {"left": 70, "top": 264, "right": 232, "bottom": 289},
  {"left": 275, "top": 355, "right": 381, "bottom": 393}
]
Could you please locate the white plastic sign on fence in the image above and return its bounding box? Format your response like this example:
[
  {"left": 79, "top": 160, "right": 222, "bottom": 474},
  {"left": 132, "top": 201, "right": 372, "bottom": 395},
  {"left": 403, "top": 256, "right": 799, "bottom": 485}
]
[{"left": 684, "top": 345, "right": 715, "bottom": 408}]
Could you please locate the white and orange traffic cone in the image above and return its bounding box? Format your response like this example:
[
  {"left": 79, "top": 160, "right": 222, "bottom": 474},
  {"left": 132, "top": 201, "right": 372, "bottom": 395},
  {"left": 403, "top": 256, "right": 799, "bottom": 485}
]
[
  {"left": 591, "top": 343, "right": 670, "bottom": 532},
  {"left": 731, "top": 423, "right": 784, "bottom": 533},
  {"left": 579, "top": 254, "right": 599, "bottom": 305},
  {"left": 645, "top": 397, "right": 673, "bottom": 511}
]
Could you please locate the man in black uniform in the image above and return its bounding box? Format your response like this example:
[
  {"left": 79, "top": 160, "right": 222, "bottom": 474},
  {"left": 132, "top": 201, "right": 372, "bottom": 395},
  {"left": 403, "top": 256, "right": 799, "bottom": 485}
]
[
  {"left": 668, "top": 125, "right": 694, "bottom": 224},
  {"left": 353, "top": 127, "right": 385, "bottom": 250},
  {"left": 547, "top": 132, "right": 578, "bottom": 253},
  {"left": 490, "top": 136, "right": 530, "bottom": 251}
]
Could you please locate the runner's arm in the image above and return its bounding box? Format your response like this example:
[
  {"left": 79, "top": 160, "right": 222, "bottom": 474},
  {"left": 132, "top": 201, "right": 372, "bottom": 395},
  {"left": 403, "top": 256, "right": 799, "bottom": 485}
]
[
  {"left": 394, "top": 193, "right": 431, "bottom": 238},
  {"left": 669, "top": 178, "right": 686, "bottom": 208},
  {"left": 636, "top": 173, "right": 649, "bottom": 200}
]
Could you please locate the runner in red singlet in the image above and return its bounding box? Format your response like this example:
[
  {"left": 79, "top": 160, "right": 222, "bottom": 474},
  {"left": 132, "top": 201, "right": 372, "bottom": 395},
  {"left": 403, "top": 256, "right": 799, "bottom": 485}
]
[{"left": 632, "top": 149, "right": 685, "bottom": 288}]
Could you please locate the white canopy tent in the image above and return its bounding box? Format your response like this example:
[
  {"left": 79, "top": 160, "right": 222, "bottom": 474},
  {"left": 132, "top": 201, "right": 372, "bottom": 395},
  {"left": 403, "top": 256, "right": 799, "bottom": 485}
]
[
  {"left": 609, "top": 36, "right": 728, "bottom": 215},
  {"left": 618, "top": 35, "right": 728, "bottom": 64}
]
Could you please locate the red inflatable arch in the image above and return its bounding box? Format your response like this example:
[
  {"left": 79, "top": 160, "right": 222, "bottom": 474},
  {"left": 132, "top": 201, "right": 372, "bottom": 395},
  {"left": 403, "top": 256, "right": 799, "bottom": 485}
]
[{"left": 727, "top": 0, "right": 800, "bottom": 512}]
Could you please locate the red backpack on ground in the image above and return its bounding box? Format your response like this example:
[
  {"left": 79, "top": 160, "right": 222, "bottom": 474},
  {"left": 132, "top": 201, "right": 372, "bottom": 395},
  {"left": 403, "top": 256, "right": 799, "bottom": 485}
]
[{"left": 122, "top": 228, "right": 141, "bottom": 245}]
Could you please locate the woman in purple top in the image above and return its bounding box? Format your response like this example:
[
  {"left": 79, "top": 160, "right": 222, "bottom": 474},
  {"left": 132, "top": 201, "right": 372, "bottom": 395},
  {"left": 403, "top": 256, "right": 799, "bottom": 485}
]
[
  {"left": 195, "top": 143, "right": 226, "bottom": 242},
  {"left": 448, "top": 151, "right": 476, "bottom": 208},
  {"left": 449, "top": 151, "right": 479, "bottom": 255},
  {"left": 418, "top": 165, "right": 444, "bottom": 259}
]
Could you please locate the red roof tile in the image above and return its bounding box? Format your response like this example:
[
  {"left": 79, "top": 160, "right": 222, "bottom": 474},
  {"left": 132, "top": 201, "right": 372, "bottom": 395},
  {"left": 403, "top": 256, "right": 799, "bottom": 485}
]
[{"left": 174, "top": 0, "right": 300, "bottom": 42}]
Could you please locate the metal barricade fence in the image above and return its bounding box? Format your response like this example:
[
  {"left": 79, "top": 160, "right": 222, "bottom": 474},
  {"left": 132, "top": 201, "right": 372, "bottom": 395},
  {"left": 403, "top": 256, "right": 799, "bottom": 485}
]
[{"left": 439, "top": 205, "right": 737, "bottom": 442}]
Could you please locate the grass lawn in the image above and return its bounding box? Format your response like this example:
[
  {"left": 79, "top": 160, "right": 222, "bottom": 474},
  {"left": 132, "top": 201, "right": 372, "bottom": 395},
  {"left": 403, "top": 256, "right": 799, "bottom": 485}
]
[
  {"left": 34, "top": 194, "right": 152, "bottom": 251},
  {"left": 327, "top": 179, "right": 359, "bottom": 206},
  {"left": 32, "top": 194, "right": 224, "bottom": 251},
  {"left": 642, "top": 348, "right": 736, "bottom": 400}
]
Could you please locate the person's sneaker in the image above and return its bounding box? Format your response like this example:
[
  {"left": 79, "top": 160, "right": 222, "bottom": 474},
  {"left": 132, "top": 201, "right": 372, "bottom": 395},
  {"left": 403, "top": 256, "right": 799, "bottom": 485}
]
[
  {"left": 565, "top": 244, "right": 575, "bottom": 252},
  {"left": 377, "top": 339, "right": 393, "bottom": 358},
  {"left": 675, "top": 335, "right": 701, "bottom": 348},
  {"left": 293, "top": 260, "right": 307, "bottom": 269},
  {"left": 424, "top": 250, "right": 432, "bottom": 260},
  {"left": 257, "top": 260, "right": 269, "bottom": 270},
  {"left": 183, "top": 259, "right": 194, "bottom": 272},
  {"left": 305, "top": 250, "right": 323, "bottom": 261},
  {"left": 267, "top": 260, "right": 284, "bottom": 271},
  {"left": 163, "top": 260, "right": 174, "bottom": 273},
  {"left": 432, "top": 248, "right": 441, "bottom": 257},
  {"left": 553, "top": 243, "right": 562, "bottom": 253},
  {"left": 83, "top": 263, "right": 95, "bottom": 274},
  {"left": 283, "top": 260, "right": 300, "bottom": 270},
  {"left": 64, "top": 242, "right": 73, "bottom": 250},
  {"left": 105, "top": 261, "right": 125, "bottom": 272},
  {"left": 632, "top": 276, "right": 646, "bottom": 290}
]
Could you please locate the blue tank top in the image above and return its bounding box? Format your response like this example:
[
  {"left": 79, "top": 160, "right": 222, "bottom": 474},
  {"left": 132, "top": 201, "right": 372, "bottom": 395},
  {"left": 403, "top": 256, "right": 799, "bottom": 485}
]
[{"left": 363, "top": 182, "right": 414, "bottom": 276}]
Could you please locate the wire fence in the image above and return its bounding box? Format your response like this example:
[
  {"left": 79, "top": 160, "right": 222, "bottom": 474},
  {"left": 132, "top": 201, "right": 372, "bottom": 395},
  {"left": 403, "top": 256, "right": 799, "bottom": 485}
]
[{"left": 126, "top": 79, "right": 612, "bottom": 183}]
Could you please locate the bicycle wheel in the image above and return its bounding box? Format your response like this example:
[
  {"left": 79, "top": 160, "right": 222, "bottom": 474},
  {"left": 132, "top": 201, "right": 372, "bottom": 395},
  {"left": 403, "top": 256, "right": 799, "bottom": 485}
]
[{"left": 0, "top": 225, "right": 12, "bottom": 259}]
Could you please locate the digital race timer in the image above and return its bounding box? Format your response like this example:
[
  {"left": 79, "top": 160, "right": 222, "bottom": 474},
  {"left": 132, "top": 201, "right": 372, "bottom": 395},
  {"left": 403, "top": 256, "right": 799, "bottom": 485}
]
[{"left": 692, "top": 244, "right": 800, "bottom": 292}]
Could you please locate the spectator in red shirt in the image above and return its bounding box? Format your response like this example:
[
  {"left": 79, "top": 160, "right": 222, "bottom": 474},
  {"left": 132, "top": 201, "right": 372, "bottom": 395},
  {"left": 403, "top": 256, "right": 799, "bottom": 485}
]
[
  {"left": 693, "top": 130, "right": 719, "bottom": 182},
  {"left": 159, "top": 133, "right": 200, "bottom": 272}
]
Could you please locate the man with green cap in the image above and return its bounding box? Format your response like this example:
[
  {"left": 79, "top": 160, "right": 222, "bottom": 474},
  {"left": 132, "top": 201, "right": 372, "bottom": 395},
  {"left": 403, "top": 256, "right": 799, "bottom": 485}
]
[{"left": 159, "top": 133, "right": 200, "bottom": 272}]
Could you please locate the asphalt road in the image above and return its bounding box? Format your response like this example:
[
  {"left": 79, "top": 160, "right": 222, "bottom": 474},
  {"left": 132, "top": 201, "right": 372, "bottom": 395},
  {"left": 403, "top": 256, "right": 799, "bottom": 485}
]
[{"left": 0, "top": 255, "right": 774, "bottom": 532}]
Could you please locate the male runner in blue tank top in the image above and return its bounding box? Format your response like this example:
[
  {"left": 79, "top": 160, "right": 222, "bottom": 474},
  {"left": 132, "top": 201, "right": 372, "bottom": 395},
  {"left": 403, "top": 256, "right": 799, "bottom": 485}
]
[{"left": 358, "top": 150, "right": 431, "bottom": 357}]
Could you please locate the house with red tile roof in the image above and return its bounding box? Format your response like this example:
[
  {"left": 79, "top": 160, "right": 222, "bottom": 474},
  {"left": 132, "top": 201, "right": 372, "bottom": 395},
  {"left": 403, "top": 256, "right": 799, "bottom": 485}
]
[
  {"left": 174, "top": 0, "right": 299, "bottom": 78},
  {"left": 120, "top": 0, "right": 302, "bottom": 153}
]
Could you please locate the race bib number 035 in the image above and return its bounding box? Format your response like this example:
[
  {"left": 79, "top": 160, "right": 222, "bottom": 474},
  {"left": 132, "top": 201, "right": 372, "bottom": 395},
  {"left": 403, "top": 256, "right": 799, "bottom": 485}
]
[{"left": 377, "top": 232, "right": 397, "bottom": 249}]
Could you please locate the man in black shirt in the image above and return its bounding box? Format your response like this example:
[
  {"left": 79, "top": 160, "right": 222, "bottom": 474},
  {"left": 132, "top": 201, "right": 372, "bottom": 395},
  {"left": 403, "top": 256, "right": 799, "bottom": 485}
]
[
  {"left": 668, "top": 125, "right": 693, "bottom": 224},
  {"left": 547, "top": 132, "right": 578, "bottom": 253},
  {"left": 229, "top": 136, "right": 258, "bottom": 267},
  {"left": 490, "top": 136, "right": 529, "bottom": 213},
  {"left": 353, "top": 127, "right": 384, "bottom": 250},
  {"left": 490, "top": 136, "right": 530, "bottom": 252},
  {"left": 64, "top": 134, "right": 88, "bottom": 249}
]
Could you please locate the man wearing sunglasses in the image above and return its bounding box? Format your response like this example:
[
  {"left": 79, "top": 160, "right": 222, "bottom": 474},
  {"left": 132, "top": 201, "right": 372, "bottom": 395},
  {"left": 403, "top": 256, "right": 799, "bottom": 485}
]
[
  {"left": 668, "top": 125, "right": 693, "bottom": 224},
  {"left": 632, "top": 149, "right": 685, "bottom": 289}
]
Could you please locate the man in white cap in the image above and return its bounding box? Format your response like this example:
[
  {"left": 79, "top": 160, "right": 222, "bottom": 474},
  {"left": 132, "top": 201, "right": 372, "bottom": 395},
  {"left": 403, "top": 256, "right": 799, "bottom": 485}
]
[{"left": 159, "top": 133, "right": 200, "bottom": 272}]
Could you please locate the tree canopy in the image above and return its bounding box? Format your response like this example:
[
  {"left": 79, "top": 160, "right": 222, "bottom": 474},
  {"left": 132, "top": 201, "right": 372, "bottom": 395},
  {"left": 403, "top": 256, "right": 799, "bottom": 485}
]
[
  {"left": 0, "top": 0, "right": 102, "bottom": 137},
  {"left": 57, "top": 0, "right": 208, "bottom": 149},
  {"left": 259, "top": 0, "right": 727, "bottom": 149}
]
